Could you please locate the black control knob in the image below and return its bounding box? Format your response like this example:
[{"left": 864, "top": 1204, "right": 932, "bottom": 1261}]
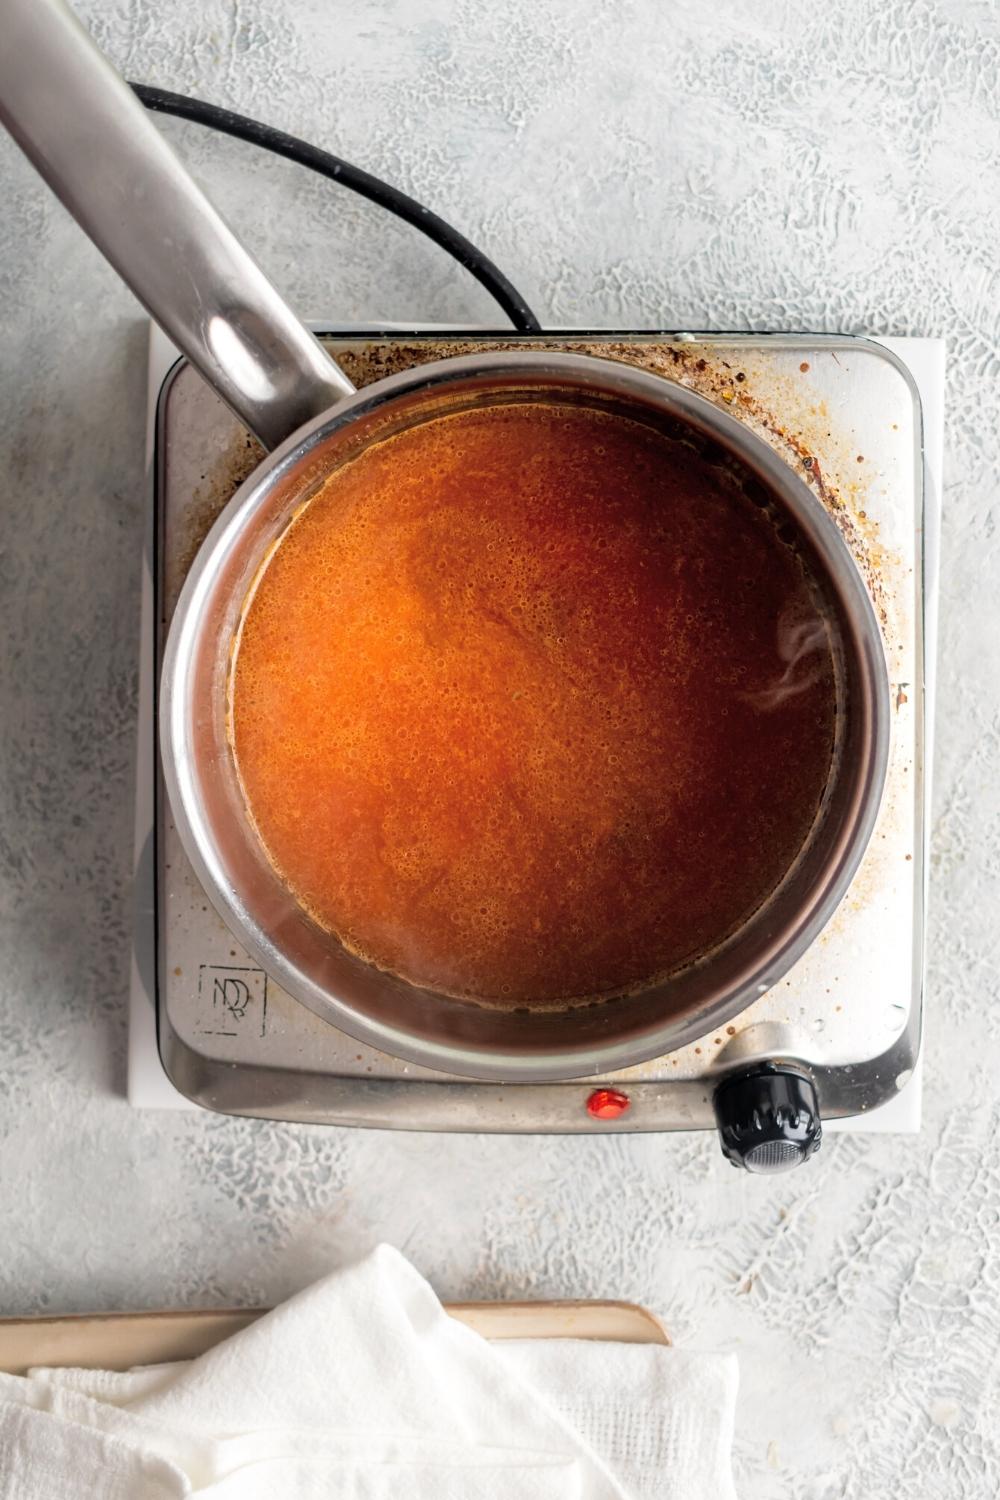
[{"left": 713, "top": 1064, "right": 822, "bottom": 1173}]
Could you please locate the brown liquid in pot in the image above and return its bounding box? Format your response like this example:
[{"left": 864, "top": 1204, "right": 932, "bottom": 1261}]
[{"left": 231, "top": 403, "right": 838, "bottom": 1007}]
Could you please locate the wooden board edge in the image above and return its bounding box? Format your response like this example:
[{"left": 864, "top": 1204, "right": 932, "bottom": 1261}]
[
  {"left": 0, "top": 1299, "right": 669, "bottom": 1376},
  {"left": 449, "top": 1299, "right": 670, "bottom": 1346}
]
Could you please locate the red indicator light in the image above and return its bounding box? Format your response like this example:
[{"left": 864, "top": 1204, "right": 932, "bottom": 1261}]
[{"left": 586, "top": 1087, "right": 631, "bottom": 1120}]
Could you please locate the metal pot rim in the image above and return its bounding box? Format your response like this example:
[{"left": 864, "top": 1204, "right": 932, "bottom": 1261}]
[{"left": 160, "top": 349, "right": 890, "bottom": 1081}]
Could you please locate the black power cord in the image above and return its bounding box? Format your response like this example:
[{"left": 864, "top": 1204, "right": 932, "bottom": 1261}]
[{"left": 129, "top": 83, "right": 541, "bottom": 335}]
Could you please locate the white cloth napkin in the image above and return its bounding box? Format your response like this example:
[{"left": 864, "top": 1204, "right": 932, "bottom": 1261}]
[{"left": 0, "top": 1246, "right": 737, "bottom": 1499}]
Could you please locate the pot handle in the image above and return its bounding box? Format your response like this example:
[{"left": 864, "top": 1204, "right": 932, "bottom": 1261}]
[{"left": 0, "top": 0, "right": 355, "bottom": 451}]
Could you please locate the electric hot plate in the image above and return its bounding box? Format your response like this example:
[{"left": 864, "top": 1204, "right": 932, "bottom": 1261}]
[{"left": 128, "top": 325, "right": 943, "bottom": 1168}]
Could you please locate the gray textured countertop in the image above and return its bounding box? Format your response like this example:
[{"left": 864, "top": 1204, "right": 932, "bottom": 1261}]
[{"left": 0, "top": 2, "right": 996, "bottom": 1495}]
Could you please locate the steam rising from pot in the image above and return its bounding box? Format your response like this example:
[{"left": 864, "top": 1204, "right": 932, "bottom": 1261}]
[{"left": 742, "top": 611, "right": 832, "bottom": 712}]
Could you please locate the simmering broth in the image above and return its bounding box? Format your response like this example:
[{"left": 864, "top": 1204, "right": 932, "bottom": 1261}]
[{"left": 230, "top": 402, "right": 839, "bottom": 1007}]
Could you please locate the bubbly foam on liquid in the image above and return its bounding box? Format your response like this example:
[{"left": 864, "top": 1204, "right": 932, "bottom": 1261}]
[{"left": 231, "top": 402, "right": 838, "bottom": 1007}]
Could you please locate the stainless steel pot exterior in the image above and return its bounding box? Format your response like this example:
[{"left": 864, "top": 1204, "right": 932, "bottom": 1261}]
[{"left": 161, "top": 349, "right": 891, "bottom": 1082}]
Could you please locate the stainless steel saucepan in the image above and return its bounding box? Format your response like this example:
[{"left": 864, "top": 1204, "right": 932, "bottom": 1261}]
[{"left": 0, "top": 0, "right": 890, "bottom": 1081}]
